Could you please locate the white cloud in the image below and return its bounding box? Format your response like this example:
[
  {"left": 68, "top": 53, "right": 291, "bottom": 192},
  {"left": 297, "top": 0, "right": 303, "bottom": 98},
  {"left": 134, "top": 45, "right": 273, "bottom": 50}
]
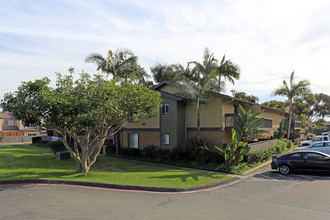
[{"left": 0, "top": 0, "right": 330, "bottom": 107}]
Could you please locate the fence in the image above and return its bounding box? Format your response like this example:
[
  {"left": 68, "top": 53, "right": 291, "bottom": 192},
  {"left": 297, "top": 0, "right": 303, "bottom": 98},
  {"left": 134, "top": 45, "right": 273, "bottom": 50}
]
[
  {"left": 0, "top": 136, "right": 33, "bottom": 143},
  {"left": 248, "top": 139, "right": 278, "bottom": 152}
]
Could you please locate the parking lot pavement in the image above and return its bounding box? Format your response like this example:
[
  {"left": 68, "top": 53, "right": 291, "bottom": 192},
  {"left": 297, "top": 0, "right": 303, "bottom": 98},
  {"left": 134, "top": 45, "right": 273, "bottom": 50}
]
[{"left": 245, "top": 170, "right": 330, "bottom": 182}]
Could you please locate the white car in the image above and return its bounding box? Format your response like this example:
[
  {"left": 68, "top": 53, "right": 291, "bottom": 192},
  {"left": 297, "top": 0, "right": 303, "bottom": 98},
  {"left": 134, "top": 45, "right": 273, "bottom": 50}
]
[
  {"left": 295, "top": 141, "right": 330, "bottom": 155},
  {"left": 300, "top": 135, "right": 329, "bottom": 147}
]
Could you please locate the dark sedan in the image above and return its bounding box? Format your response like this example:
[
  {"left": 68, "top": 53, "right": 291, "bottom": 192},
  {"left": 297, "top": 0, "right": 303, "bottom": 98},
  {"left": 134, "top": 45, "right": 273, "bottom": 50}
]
[{"left": 271, "top": 150, "right": 330, "bottom": 175}]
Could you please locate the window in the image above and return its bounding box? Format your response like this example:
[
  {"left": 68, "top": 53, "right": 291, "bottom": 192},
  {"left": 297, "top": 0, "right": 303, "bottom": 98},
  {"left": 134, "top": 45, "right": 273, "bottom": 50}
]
[
  {"left": 324, "top": 137, "right": 329, "bottom": 141},
  {"left": 289, "top": 153, "right": 301, "bottom": 158},
  {"left": 304, "top": 153, "right": 326, "bottom": 160},
  {"left": 161, "top": 104, "right": 169, "bottom": 114},
  {"left": 311, "top": 143, "right": 324, "bottom": 148},
  {"left": 261, "top": 119, "right": 272, "bottom": 128},
  {"left": 162, "top": 134, "right": 170, "bottom": 145},
  {"left": 4, "top": 120, "right": 14, "bottom": 126},
  {"left": 128, "top": 133, "right": 139, "bottom": 148},
  {"left": 314, "top": 137, "right": 322, "bottom": 141}
]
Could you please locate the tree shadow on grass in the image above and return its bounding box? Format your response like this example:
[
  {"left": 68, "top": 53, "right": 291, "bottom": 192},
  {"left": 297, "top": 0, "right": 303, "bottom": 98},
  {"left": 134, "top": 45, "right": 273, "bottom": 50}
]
[
  {"left": 0, "top": 171, "right": 80, "bottom": 181},
  {"left": 148, "top": 173, "right": 225, "bottom": 182}
]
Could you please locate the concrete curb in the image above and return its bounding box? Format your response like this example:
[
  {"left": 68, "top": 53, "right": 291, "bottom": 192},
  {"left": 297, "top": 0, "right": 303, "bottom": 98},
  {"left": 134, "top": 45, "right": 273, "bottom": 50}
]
[
  {"left": 0, "top": 177, "right": 240, "bottom": 193},
  {"left": 242, "top": 161, "right": 272, "bottom": 177}
]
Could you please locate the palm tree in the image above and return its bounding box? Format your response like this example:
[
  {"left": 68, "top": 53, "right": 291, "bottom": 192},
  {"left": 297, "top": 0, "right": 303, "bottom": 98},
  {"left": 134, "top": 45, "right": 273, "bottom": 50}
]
[
  {"left": 176, "top": 66, "right": 218, "bottom": 139},
  {"left": 151, "top": 63, "right": 179, "bottom": 83},
  {"left": 271, "top": 71, "right": 310, "bottom": 139},
  {"left": 85, "top": 49, "right": 149, "bottom": 84},
  {"left": 231, "top": 90, "right": 259, "bottom": 103},
  {"left": 217, "top": 55, "right": 241, "bottom": 92}
]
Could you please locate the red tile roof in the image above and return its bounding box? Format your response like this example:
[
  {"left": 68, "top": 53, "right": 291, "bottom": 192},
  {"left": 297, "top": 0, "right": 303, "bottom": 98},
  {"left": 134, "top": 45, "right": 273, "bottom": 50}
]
[{"left": 0, "top": 112, "right": 16, "bottom": 119}]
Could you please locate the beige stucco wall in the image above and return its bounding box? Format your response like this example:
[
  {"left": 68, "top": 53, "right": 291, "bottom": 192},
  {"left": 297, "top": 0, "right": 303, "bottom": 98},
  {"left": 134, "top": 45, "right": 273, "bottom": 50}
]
[
  {"left": 124, "top": 111, "right": 160, "bottom": 129},
  {"left": 122, "top": 130, "right": 160, "bottom": 148},
  {"left": 187, "top": 130, "right": 222, "bottom": 146},
  {"left": 260, "top": 107, "right": 286, "bottom": 129},
  {"left": 158, "top": 84, "right": 182, "bottom": 94},
  {"left": 185, "top": 96, "right": 222, "bottom": 128}
]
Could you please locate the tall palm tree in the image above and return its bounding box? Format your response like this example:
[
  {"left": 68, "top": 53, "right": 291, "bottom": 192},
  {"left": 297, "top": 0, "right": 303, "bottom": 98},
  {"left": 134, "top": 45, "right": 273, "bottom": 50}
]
[
  {"left": 271, "top": 71, "right": 310, "bottom": 139},
  {"left": 85, "top": 49, "right": 149, "bottom": 84},
  {"left": 217, "top": 55, "right": 241, "bottom": 92},
  {"left": 176, "top": 66, "right": 218, "bottom": 139}
]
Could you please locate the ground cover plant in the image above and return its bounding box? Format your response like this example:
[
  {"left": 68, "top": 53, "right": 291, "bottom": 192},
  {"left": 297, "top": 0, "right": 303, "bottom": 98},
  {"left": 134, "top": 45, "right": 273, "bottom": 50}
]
[{"left": 0, "top": 144, "right": 231, "bottom": 188}]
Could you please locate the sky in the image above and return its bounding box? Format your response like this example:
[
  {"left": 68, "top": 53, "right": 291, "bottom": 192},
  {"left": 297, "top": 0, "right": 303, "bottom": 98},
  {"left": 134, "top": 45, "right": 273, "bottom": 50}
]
[{"left": 1, "top": 0, "right": 330, "bottom": 105}]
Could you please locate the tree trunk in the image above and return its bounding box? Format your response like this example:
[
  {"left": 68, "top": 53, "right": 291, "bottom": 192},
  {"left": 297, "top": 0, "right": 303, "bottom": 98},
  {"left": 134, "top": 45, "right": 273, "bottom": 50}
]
[
  {"left": 287, "top": 104, "right": 292, "bottom": 140},
  {"left": 218, "top": 75, "right": 222, "bottom": 92},
  {"left": 197, "top": 108, "right": 201, "bottom": 140}
]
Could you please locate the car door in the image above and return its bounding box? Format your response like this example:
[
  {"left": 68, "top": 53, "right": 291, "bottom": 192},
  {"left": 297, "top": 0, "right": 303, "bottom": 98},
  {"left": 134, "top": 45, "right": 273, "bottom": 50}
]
[
  {"left": 286, "top": 153, "right": 305, "bottom": 170},
  {"left": 323, "top": 142, "right": 330, "bottom": 155},
  {"left": 303, "top": 152, "right": 330, "bottom": 171}
]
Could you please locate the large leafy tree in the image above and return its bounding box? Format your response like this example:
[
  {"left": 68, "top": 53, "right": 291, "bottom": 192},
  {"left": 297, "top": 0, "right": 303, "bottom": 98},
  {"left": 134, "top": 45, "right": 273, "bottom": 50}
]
[
  {"left": 1, "top": 70, "right": 162, "bottom": 174},
  {"left": 311, "top": 93, "right": 330, "bottom": 122},
  {"left": 231, "top": 90, "right": 259, "bottom": 103},
  {"left": 271, "top": 71, "right": 310, "bottom": 139},
  {"left": 261, "top": 100, "right": 287, "bottom": 111}
]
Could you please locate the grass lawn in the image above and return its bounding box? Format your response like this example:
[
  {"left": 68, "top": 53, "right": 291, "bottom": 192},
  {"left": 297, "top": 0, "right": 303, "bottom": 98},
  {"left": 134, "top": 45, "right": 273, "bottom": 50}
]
[{"left": 0, "top": 144, "right": 231, "bottom": 188}]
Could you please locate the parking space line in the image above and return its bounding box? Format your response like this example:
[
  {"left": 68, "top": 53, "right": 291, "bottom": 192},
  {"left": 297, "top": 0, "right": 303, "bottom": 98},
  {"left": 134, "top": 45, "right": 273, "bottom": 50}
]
[
  {"left": 273, "top": 173, "right": 294, "bottom": 179},
  {"left": 295, "top": 175, "right": 314, "bottom": 180},
  {"left": 258, "top": 174, "right": 278, "bottom": 181}
]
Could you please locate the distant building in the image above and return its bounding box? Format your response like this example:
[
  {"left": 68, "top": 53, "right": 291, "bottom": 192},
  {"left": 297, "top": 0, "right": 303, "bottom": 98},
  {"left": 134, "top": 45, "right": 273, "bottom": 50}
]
[{"left": 0, "top": 112, "right": 41, "bottom": 141}]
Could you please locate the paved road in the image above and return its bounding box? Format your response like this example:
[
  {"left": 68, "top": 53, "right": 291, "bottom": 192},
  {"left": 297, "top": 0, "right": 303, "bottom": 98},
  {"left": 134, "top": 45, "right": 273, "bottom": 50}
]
[{"left": 1, "top": 166, "right": 330, "bottom": 219}]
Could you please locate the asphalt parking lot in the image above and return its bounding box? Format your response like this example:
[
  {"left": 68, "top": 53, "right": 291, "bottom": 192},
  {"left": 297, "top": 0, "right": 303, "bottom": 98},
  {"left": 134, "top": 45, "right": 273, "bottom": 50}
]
[{"left": 244, "top": 163, "right": 330, "bottom": 182}]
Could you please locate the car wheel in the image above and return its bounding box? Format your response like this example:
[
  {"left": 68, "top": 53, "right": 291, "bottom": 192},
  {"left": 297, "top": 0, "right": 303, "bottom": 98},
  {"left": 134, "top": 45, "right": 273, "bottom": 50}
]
[{"left": 279, "top": 164, "right": 290, "bottom": 175}]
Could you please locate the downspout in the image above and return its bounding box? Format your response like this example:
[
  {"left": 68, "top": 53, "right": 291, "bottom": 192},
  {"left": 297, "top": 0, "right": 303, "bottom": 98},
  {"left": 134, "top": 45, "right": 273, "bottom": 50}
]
[{"left": 221, "top": 99, "right": 234, "bottom": 147}]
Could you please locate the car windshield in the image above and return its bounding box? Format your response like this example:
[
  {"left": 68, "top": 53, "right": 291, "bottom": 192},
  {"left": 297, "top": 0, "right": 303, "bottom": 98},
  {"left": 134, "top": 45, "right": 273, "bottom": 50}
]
[{"left": 311, "top": 143, "right": 324, "bottom": 148}]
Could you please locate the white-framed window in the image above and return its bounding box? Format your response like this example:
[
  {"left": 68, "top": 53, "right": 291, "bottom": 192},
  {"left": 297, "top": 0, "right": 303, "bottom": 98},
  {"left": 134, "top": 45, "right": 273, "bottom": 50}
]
[
  {"left": 161, "top": 103, "right": 169, "bottom": 114},
  {"left": 128, "top": 133, "right": 139, "bottom": 148},
  {"left": 162, "top": 134, "right": 170, "bottom": 145},
  {"left": 4, "top": 120, "right": 14, "bottom": 126}
]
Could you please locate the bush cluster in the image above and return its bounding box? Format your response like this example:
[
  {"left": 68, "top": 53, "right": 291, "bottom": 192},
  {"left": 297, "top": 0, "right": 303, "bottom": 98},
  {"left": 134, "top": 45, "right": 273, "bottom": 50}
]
[
  {"left": 170, "top": 138, "right": 222, "bottom": 164},
  {"left": 245, "top": 139, "right": 293, "bottom": 164},
  {"left": 46, "top": 141, "right": 67, "bottom": 154},
  {"left": 110, "top": 137, "right": 295, "bottom": 174}
]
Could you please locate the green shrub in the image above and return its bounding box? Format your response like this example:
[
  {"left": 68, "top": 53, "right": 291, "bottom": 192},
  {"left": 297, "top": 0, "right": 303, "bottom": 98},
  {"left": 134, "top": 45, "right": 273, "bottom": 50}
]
[
  {"left": 142, "top": 145, "right": 158, "bottom": 158},
  {"left": 245, "top": 139, "right": 294, "bottom": 164},
  {"left": 170, "top": 138, "right": 221, "bottom": 164},
  {"left": 105, "top": 144, "right": 116, "bottom": 155},
  {"left": 118, "top": 147, "right": 141, "bottom": 157},
  {"left": 46, "top": 141, "right": 67, "bottom": 154}
]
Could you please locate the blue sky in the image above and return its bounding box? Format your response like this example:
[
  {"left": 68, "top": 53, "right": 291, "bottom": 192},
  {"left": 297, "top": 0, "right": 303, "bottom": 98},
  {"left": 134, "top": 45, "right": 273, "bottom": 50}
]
[{"left": 1, "top": 0, "right": 330, "bottom": 105}]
